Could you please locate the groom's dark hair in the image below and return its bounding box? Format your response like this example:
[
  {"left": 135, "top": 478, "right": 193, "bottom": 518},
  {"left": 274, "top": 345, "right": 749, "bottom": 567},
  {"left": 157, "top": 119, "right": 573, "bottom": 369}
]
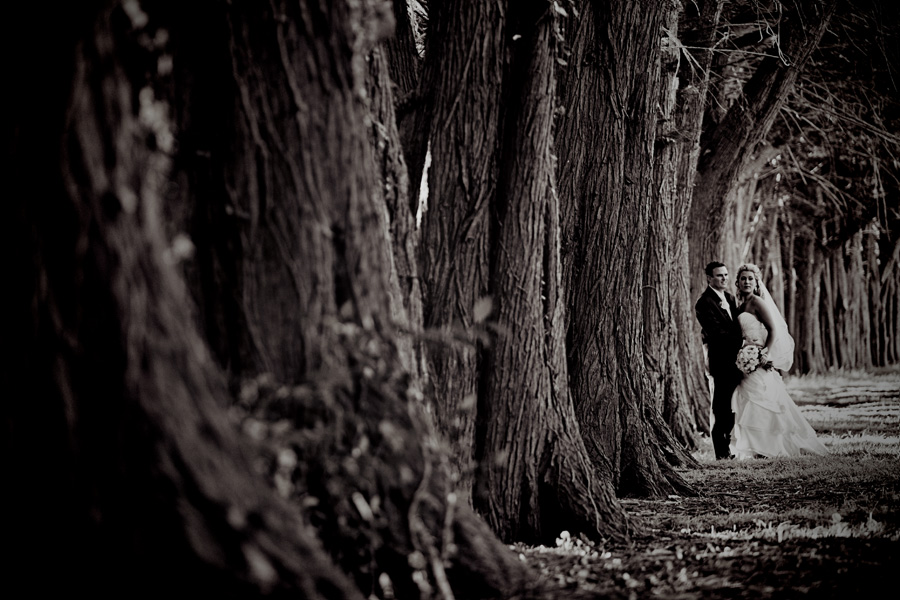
[{"left": 705, "top": 261, "right": 726, "bottom": 276}]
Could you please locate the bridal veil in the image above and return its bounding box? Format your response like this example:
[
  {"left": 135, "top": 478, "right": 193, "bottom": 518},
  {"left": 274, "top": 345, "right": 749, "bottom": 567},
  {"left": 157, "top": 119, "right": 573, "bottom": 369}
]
[{"left": 757, "top": 279, "right": 794, "bottom": 371}]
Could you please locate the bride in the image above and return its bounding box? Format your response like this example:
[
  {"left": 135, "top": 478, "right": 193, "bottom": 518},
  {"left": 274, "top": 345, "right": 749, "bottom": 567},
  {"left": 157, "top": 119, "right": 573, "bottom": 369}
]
[{"left": 730, "top": 264, "right": 827, "bottom": 459}]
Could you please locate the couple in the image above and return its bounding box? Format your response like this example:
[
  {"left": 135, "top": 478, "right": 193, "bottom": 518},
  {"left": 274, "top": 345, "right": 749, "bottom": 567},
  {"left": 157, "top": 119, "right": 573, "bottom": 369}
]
[{"left": 695, "top": 261, "right": 827, "bottom": 460}]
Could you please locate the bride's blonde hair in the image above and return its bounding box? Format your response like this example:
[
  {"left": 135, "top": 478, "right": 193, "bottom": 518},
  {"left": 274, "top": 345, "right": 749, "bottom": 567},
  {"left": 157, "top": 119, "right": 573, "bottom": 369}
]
[{"left": 735, "top": 263, "right": 762, "bottom": 296}]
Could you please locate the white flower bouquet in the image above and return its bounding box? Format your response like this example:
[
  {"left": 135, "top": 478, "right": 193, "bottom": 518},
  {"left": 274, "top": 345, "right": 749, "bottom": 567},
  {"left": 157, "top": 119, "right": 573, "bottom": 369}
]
[{"left": 735, "top": 344, "right": 774, "bottom": 375}]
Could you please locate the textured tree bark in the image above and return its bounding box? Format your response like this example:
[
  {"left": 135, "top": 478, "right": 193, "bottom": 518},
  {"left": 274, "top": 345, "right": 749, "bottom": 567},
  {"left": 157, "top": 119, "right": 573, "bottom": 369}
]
[
  {"left": 3, "top": 1, "right": 539, "bottom": 597},
  {"left": 473, "top": 0, "right": 629, "bottom": 543},
  {"left": 386, "top": 0, "right": 429, "bottom": 217},
  {"left": 170, "top": 0, "right": 420, "bottom": 384},
  {"left": 556, "top": 0, "right": 695, "bottom": 498},
  {"left": 888, "top": 274, "right": 900, "bottom": 364},
  {"left": 365, "top": 42, "right": 428, "bottom": 388},
  {"left": 417, "top": 0, "right": 630, "bottom": 543},
  {"left": 417, "top": 0, "right": 505, "bottom": 499},
  {"left": 781, "top": 211, "right": 895, "bottom": 372},
  {"left": 645, "top": 0, "right": 724, "bottom": 447},
  {"left": 823, "top": 258, "right": 840, "bottom": 366},
  {"left": 849, "top": 232, "right": 873, "bottom": 368},
  {"left": 784, "top": 227, "right": 888, "bottom": 374},
  {"left": 383, "top": 0, "right": 421, "bottom": 99},
  {"left": 878, "top": 239, "right": 900, "bottom": 365},
  {"left": 174, "top": 0, "right": 536, "bottom": 595},
  {"left": 864, "top": 232, "right": 879, "bottom": 368},
  {"left": 2, "top": 2, "right": 361, "bottom": 596}
]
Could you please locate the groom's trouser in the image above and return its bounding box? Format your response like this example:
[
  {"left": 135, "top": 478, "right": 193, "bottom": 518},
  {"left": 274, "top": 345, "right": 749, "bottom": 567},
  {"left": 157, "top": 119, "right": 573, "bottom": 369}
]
[{"left": 711, "top": 369, "right": 741, "bottom": 459}]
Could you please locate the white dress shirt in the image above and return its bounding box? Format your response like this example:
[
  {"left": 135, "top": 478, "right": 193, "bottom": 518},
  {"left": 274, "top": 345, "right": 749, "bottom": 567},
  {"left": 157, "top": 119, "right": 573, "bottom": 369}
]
[{"left": 710, "top": 287, "right": 732, "bottom": 319}]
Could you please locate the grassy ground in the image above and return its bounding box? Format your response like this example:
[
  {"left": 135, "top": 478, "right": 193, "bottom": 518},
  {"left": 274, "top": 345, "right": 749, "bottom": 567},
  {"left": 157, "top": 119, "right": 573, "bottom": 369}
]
[{"left": 516, "top": 370, "right": 900, "bottom": 599}]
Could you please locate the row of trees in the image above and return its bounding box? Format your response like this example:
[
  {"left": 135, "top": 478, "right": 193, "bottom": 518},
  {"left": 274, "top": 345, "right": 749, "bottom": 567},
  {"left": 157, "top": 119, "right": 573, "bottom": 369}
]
[
  {"left": 712, "top": 0, "right": 900, "bottom": 375},
  {"left": 3, "top": 0, "right": 896, "bottom": 598}
]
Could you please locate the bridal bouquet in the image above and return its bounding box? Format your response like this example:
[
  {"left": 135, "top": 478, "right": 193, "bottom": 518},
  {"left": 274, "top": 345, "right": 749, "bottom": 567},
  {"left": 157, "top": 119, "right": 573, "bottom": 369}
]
[{"left": 736, "top": 344, "right": 774, "bottom": 374}]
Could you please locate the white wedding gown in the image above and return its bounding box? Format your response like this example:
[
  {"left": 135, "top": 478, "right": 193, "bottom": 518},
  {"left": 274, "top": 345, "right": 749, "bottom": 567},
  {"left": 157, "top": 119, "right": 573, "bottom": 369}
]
[{"left": 730, "top": 312, "right": 827, "bottom": 459}]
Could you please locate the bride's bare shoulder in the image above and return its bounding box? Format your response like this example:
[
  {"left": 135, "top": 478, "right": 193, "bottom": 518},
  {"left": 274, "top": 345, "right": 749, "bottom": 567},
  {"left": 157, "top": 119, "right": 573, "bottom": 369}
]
[{"left": 742, "top": 294, "right": 764, "bottom": 314}]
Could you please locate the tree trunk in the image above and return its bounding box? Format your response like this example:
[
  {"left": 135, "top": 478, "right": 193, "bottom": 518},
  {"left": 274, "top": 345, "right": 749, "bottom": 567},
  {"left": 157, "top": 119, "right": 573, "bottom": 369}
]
[
  {"left": 667, "top": 0, "right": 726, "bottom": 437},
  {"left": 387, "top": 0, "right": 430, "bottom": 216},
  {"left": 417, "top": 0, "right": 505, "bottom": 499},
  {"left": 178, "top": 0, "right": 536, "bottom": 594},
  {"left": 888, "top": 275, "right": 900, "bottom": 364},
  {"left": 795, "top": 238, "right": 827, "bottom": 373},
  {"left": 783, "top": 211, "right": 799, "bottom": 366},
  {"left": 645, "top": 0, "right": 693, "bottom": 449},
  {"left": 383, "top": 0, "right": 422, "bottom": 99},
  {"left": 557, "top": 0, "right": 695, "bottom": 498},
  {"left": 864, "top": 230, "right": 880, "bottom": 369},
  {"left": 3, "top": 2, "right": 539, "bottom": 597},
  {"left": 878, "top": 238, "right": 900, "bottom": 365},
  {"left": 2, "top": 3, "right": 360, "bottom": 596},
  {"left": 365, "top": 41, "right": 429, "bottom": 388},
  {"left": 851, "top": 232, "right": 874, "bottom": 369},
  {"left": 645, "top": 0, "right": 724, "bottom": 446},
  {"left": 472, "top": 0, "right": 629, "bottom": 544},
  {"left": 823, "top": 256, "right": 840, "bottom": 366}
]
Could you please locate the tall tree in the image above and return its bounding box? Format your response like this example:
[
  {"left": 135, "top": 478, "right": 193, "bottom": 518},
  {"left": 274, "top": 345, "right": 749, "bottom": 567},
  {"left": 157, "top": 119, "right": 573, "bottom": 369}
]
[
  {"left": 2, "top": 2, "right": 358, "bottom": 595},
  {"left": 419, "top": 0, "right": 629, "bottom": 542},
  {"left": 645, "top": 0, "right": 724, "bottom": 447},
  {"left": 722, "top": 0, "right": 900, "bottom": 373},
  {"left": 169, "top": 0, "right": 539, "bottom": 594},
  {"left": 474, "top": 0, "right": 627, "bottom": 543},
  {"left": 3, "top": 1, "right": 541, "bottom": 597},
  {"left": 556, "top": 0, "right": 695, "bottom": 497},
  {"left": 416, "top": 0, "right": 504, "bottom": 500}
]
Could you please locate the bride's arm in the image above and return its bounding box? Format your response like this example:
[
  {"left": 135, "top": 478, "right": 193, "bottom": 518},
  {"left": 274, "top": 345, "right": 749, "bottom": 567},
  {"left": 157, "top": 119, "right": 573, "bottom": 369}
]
[{"left": 753, "top": 296, "right": 779, "bottom": 352}]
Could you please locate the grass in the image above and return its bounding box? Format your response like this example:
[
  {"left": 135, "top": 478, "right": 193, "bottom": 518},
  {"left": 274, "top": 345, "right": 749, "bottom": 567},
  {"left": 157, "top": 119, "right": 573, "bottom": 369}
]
[
  {"left": 517, "top": 370, "right": 900, "bottom": 599},
  {"left": 671, "top": 370, "right": 900, "bottom": 545},
  {"left": 677, "top": 452, "right": 900, "bottom": 542}
]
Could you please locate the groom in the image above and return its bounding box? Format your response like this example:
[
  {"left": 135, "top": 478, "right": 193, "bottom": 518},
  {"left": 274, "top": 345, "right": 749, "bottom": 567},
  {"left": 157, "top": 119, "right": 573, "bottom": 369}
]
[{"left": 695, "top": 261, "right": 744, "bottom": 460}]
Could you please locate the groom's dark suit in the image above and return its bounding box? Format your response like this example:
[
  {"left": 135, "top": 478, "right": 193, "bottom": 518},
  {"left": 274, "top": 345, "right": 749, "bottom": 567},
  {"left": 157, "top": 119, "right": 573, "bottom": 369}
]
[{"left": 695, "top": 287, "right": 744, "bottom": 459}]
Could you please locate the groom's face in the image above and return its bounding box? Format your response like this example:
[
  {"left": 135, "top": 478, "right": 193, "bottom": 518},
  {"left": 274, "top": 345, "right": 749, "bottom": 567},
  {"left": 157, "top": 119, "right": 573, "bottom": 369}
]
[{"left": 708, "top": 267, "right": 729, "bottom": 292}]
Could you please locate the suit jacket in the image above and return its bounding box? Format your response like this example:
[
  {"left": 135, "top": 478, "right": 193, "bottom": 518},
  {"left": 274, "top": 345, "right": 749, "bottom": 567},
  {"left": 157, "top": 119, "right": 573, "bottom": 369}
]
[{"left": 695, "top": 287, "right": 744, "bottom": 377}]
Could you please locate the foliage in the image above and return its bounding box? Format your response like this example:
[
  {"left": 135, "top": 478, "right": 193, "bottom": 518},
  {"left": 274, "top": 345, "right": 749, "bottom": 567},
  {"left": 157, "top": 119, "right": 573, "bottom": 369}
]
[
  {"left": 712, "top": 0, "right": 900, "bottom": 246},
  {"left": 768, "top": 0, "right": 900, "bottom": 246},
  {"left": 229, "top": 322, "right": 538, "bottom": 599},
  {"left": 230, "top": 323, "right": 458, "bottom": 599}
]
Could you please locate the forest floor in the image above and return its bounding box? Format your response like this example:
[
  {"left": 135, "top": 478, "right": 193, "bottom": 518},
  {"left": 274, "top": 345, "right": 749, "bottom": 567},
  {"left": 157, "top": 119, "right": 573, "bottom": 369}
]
[{"left": 515, "top": 370, "right": 900, "bottom": 600}]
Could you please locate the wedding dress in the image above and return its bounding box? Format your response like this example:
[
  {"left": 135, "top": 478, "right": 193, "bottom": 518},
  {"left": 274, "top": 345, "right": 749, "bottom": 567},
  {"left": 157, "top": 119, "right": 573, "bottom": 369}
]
[{"left": 730, "top": 312, "right": 827, "bottom": 459}]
